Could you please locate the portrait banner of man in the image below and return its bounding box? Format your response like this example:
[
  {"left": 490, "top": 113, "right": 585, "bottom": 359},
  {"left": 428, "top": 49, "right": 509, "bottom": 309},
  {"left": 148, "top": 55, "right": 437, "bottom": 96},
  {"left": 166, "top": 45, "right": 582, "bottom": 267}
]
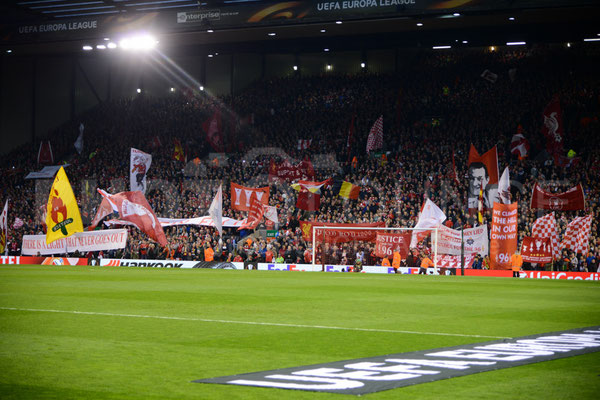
[{"left": 467, "top": 145, "right": 499, "bottom": 210}]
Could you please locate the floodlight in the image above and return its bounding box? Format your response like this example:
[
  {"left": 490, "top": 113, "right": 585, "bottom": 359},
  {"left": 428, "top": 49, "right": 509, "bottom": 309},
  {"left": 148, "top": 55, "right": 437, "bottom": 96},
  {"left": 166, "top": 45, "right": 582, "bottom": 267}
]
[
  {"left": 119, "top": 34, "right": 158, "bottom": 51},
  {"left": 83, "top": 45, "right": 93, "bottom": 51}
]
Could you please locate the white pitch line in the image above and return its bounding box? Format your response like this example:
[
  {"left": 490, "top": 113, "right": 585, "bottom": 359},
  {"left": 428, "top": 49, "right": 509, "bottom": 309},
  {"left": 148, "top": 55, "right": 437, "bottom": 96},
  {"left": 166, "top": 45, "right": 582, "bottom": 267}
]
[{"left": 0, "top": 307, "right": 511, "bottom": 339}]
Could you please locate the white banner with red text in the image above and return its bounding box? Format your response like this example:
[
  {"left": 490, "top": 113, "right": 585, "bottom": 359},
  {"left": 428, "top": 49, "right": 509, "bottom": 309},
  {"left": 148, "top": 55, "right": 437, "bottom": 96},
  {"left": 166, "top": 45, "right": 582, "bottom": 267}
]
[
  {"left": 434, "top": 224, "right": 489, "bottom": 256},
  {"left": 21, "top": 229, "right": 128, "bottom": 255}
]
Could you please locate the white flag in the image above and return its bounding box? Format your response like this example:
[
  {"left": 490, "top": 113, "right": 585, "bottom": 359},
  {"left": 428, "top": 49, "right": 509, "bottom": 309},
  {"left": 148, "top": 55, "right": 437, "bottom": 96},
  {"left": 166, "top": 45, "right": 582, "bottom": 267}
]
[
  {"left": 0, "top": 200, "right": 8, "bottom": 255},
  {"left": 410, "top": 199, "right": 446, "bottom": 247},
  {"left": 74, "top": 123, "right": 84, "bottom": 154},
  {"left": 208, "top": 185, "right": 223, "bottom": 236},
  {"left": 264, "top": 205, "right": 278, "bottom": 224},
  {"left": 130, "top": 148, "right": 152, "bottom": 194},
  {"left": 498, "top": 167, "right": 511, "bottom": 204}
]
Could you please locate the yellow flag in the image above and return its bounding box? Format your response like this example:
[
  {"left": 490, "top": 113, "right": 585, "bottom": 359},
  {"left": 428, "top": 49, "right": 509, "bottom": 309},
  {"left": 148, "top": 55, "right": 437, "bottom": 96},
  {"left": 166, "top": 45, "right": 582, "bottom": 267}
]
[{"left": 46, "top": 167, "right": 83, "bottom": 244}]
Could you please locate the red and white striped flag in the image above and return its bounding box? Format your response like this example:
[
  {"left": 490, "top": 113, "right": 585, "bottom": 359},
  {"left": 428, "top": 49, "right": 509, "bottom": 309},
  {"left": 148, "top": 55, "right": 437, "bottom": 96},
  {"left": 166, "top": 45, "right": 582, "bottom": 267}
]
[
  {"left": 560, "top": 214, "right": 593, "bottom": 255},
  {"left": 532, "top": 212, "right": 560, "bottom": 261},
  {"left": 366, "top": 115, "right": 383, "bottom": 153}
]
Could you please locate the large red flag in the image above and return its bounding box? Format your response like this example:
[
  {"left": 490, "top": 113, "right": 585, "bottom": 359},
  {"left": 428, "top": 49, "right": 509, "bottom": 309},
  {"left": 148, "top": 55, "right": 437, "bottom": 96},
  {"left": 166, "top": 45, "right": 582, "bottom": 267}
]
[
  {"left": 296, "top": 187, "right": 320, "bottom": 211},
  {"left": 238, "top": 192, "right": 265, "bottom": 230},
  {"left": 37, "top": 141, "right": 54, "bottom": 164},
  {"left": 203, "top": 109, "right": 223, "bottom": 152},
  {"left": 230, "top": 183, "right": 269, "bottom": 211},
  {"left": 560, "top": 215, "right": 593, "bottom": 255},
  {"left": 98, "top": 189, "right": 167, "bottom": 247},
  {"left": 530, "top": 183, "right": 585, "bottom": 211},
  {"left": 541, "top": 96, "right": 564, "bottom": 154},
  {"left": 468, "top": 144, "right": 499, "bottom": 184}
]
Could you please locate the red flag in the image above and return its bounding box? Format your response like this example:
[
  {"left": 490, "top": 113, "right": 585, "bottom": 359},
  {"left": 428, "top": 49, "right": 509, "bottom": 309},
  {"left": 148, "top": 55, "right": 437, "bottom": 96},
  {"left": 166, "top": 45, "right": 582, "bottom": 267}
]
[
  {"left": 541, "top": 96, "right": 564, "bottom": 154},
  {"left": 530, "top": 183, "right": 585, "bottom": 211},
  {"left": 238, "top": 192, "right": 265, "bottom": 230},
  {"left": 230, "top": 183, "right": 269, "bottom": 211},
  {"left": 98, "top": 189, "right": 167, "bottom": 247},
  {"left": 88, "top": 197, "right": 114, "bottom": 230},
  {"left": 560, "top": 215, "right": 593, "bottom": 255},
  {"left": 173, "top": 139, "right": 185, "bottom": 162},
  {"left": 521, "top": 237, "right": 552, "bottom": 264},
  {"left": 451, "top": 150, "right": 460, "bottom": 186},
  {"left": 37, "top": 141, "right": 54, "bottom": 164},
  {"left": 532, "top": 212, "right": 560, "bottom": 261},
  {"left": 366, "top": 115, "right": 383, "bottom": 153},
  {"left": 296, "top": 187, "right": 320, "bottom": 211},
  {"left": 203, "top": 109, "right": 223, "bottom": 152},
  {"left": 468, "top": 144, "right": 499, "bottom": 184}
]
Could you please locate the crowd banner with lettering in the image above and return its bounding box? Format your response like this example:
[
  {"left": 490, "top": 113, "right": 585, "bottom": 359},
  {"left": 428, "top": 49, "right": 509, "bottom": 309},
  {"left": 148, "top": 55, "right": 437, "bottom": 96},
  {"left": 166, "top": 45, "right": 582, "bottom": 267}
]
[
  {"left": 21, "top": 229, "right": 128, "bottom": 255},
  {"left": 521, "top": 236, "right": 552, "bottom": 264},
  {"left": 530, "top": 182, "right": 585, "bottom": 211},
  {"left": 435, "top": 224, "right": 489, "bottom": 256},
  {"left": 268, "top": 159, "right": 315, "bottom": 182},
  {"left": 489, "top": 202, "right": 518, "bottom": 270},
  {"left": 104, "top": 216, "right": 244, "bottom": 229},
  {"left": 375, "top": 233, "right": 411, "bottom": 258},
  {"left": 230, "top": 183, "right": 269, "bottom": 211},
  {"left": 300, "top": 221, "right": 385, "bottom": 243}
]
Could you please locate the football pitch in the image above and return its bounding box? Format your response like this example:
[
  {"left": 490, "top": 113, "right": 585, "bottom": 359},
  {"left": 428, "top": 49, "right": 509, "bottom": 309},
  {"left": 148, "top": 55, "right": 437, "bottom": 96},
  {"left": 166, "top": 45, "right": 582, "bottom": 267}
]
[{"left": 0, "top": 266, "right": 598, "bottom": 399}]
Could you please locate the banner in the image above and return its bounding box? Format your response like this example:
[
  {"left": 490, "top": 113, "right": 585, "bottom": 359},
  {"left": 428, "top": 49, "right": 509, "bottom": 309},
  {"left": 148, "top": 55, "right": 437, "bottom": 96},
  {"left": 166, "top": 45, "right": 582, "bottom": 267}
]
[
  {"left": 489, "top": 202, "right": 518, "bottom": 270},
  {"left": 24, "top": 165, "right": 67, "bottom": 179},
  {"left": 530, "top": 183, "right": 585, "bottom": 211},
  {"left": 434, "top": 224, "right": 489, "bottom": 256},
  {"left": 532, "top": 212, "right": 560, "bottom": 261},
  {"left": 268, "top": 159, "right": 315, "bottom": 182},
  {"left": 22, "top": 229, "right": 127, "bottom": 255},
  {"left": 46, "top": 167, "right": 83, "bottom": 244},
  {"left": 375, "top": 233, "right": 411, "bottom": 258},
  {"left": 521, "top": 236, "right": 552, "bottom": 264},
  {"left": 300, "top": 221, "right": 385, "bottom": 243},
  {"left": 436, "top": 254, "right": 477, "bottom": 269},
  {"left": 98, "top": 190, "right": 167, "bottom": 247},
  {"left": 230, "top": 183, "right": 269, "bottom": 211},
  {"left": 468, "top": 145, "right": 499, "bottom": 209},
  {"left": 104, "top": 216, "right": 244, "bottom": 229},
  {"left": 541, "top": 96, "right": 564, "bottom": 154},
  {"left": 130, "top": 148, "right": 152, "bottom": 193}
]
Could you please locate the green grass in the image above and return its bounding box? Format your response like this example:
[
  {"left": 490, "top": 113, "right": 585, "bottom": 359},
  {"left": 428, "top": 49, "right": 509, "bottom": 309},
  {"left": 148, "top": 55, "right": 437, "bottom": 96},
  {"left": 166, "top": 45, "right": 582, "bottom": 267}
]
[{"left": 0, "top": 265, "right": 598, "bottom": 399}]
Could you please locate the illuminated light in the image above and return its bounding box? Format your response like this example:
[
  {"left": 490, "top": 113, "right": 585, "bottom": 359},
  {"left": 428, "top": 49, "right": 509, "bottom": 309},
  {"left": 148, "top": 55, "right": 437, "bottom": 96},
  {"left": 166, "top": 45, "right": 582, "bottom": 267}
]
[
  {"left": 208, "top": 54, "right": 213, "bottom": 57},
  {"left": 119, "top": 34, "right": 158, "bottom": 51},
  {"left": 490, "top": 46, "right": 496, "bottom": 51},
  {"left": 170, "top": 87, "right": 175, "bottom": 92},
  {"left": 320, "top": 29, "right": 326, "bottom": 33},
  {"left": 107, "top": 42, "right": 117, "bottom": 49},
  {"left": 136, "top": 88, "right": 142, "bottom": 94},
  {"left": 326, "top": 64, "right": 332, "bottom": 70},
  {"left": 509, "top": 17, "right": 515, "bottom": 21},
  {"left": 416, "top": 22, "right": 423, "bottom": 27},
  {"left": 335, "top": 20, "right": 342, "bottom": 24},
  {"left": 433, "top": 45, "right": 452, "bottom": 49},
  {"left": 199, "top": 86, "right": 204, "bottom": 91},
  {"left": 360, "top": 62, "right": 365, "bottom": 68},
  {"left": 82, "top": 45, "right": 93, "bottom": 51},
  {"left": 462, "top": 40, "right": 468, "bottom": 44},
  {"left": 506, "top": 41, "right": 526, "bottom": 46},
  {"left": 293, "top": 65, "right": 298, "bottom": 71},
  {"left": 104, "top": 37, "right": 110, "bottom": 41},
  {"left": 96, "top": 44, "right": 106, "bottom": 50},
  {"left": 268, "top": 32, "right": 276, "bottom": 36},
  {"left": 453, "top": 13, "right": 460, "bottom": 16},
  {"left": 207, "top": 29, "right": 214, "bottom": 33},
  {"left": 6, "top": 49, "right": 12, "bottom": 53},
  {"left": 583, "top": 38, "right": 600, "bottom": 42},
  {"left": 567, "top": 42, "right": 571, "bottom": 47},
  {"left": 324, "top": 48, "right": 329, "bottom": 52}
]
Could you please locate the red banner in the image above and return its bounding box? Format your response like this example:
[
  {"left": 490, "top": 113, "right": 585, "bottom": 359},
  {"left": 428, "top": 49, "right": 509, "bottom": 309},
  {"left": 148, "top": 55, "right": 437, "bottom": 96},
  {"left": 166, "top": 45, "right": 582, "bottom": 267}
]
[
  {"left": 269, "top": 159, "right": 315, "bottom": 182},
  {"left": 0, "top": 256, "right": 88, "bottom": 265},
  {"left": 541, "top": 96, "right": 564, "bottom": 154},
  {"left": 521, "top": 236, "right": 552, "bottom": 264},
  {"left": 489, "top": 202, "right": 518, "bottom": 270},
  {"left": 300, "top": 221, "right": 384, "bottom": 243},
  {"left": 375, "top": 233, "right": 411, "bottom": 258},
  {"left": 230, "top": 183, "right": 269, "bottom": 211},
  {"left": 238, "top": 192, "right": 265, "bottom": 230},
  {"left": 530, "top": 183, "right": 585, "bottom": 211}
]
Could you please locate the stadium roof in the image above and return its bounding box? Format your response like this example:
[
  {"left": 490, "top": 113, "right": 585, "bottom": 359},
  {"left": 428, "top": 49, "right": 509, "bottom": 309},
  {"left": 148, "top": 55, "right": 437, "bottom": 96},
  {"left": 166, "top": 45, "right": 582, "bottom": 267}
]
[{"left": 1, "top": 0, "right": 599, "bottom": 55}]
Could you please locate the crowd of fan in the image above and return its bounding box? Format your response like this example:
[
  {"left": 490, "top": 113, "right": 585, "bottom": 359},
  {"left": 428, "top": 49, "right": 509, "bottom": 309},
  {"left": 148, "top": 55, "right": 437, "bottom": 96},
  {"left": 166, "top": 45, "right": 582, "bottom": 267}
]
[{"left": 1, "top": 44, "right": 599, "bottom": 271}]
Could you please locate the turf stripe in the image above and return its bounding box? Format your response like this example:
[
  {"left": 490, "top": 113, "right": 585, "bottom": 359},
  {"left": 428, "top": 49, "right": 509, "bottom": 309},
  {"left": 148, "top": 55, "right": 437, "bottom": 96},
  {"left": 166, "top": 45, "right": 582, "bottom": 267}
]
[{"left": 0, "top": 307, "right": 511, "bottom": 339}]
